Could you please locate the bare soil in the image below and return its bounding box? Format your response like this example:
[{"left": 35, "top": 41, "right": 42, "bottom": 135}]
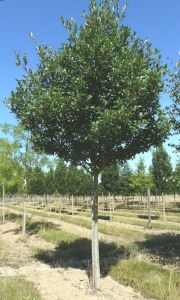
[{"left": 0, "top": 221, "right": 149, "bottom": 300}]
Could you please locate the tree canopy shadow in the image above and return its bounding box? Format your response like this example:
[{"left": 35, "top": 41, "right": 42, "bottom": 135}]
[
  {"left": 2, "top": 227, "right": 21, "bottom": 235},
  {"left": 5, "top": 213, "right": 58, "bottom": 235},
  {"left": 136, "top": 233, "right": 180, "bottom": 266},
  {"left": 138, "top": 214, "right": 160, "bottom": 220},
  {"left": 34, "top": 238, "right": 132, "bottom": 277},
  {"left": 26, "top": 220, "right": 57, "bottom": 235},
  {"left": 98, "top": 215, "right": 110, "bottom": 221}
]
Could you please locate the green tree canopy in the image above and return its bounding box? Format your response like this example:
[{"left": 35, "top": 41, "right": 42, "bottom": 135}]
[
  {"left": 78, "top": 168, "right": 93, "bottom": 196},
  {"left": 169, "top": 59, "right": 180, "bottom": 151},
  {"left": 151, "top": 145, "right": 173, "bottom": 194},
  {"left": 173, "top": 161, "right": 180, "bottom": 195},
  {"left": 119, "top": 163, "right": 133, "bottom": 196},
  {"left": 101, "top": 164, "right": 119, "bottom": 195},
  {"left": 27, "top": 166, "right": 45, "bottom": 195},
  {"left": 131, "top": 157, "right": 154, "bottom": 195},
  {"left": 44, "top": 167, "right": 56, "bottom": 195},
  {"left": 66, "top": 165, "right": 92, "bottom": 196},
  {"left": 6, "top": 1, "right": 169, "bottom": 176},
  {"left": 54, "top": 159, "right": 67, "bottom": 195},
  {"left": 0, "top": 138, "right": 19, "bottom": 192},
  {"left": 1, "top": 124, "right": 52, "bottom": 174},
  {"left": 0, "top": 123, "right": 54, "bottom": 193}
]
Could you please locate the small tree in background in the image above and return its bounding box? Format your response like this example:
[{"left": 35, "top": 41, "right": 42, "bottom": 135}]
[
  {"left": 119, "top": 163, "right": 133, "bottom": 197},
  {"left": 151, "top": 145, "right": 173, "bottom": 195},
  {"left": 27, "top": 166, "right": 45, "bottom": 195},
  {"left": 0, "top": 138, "right": 19, "bottom": 222},
  {"left": 169, "top": 59, "right": 180, "bottom": 151},
  {"left": 101, "top": 164, "right": 119, "bottom": 195},
  {"left": 173, "top": 162, "right": 180, "bottom": 195},
  {"left": 0, "top": 123, "right": 52, "bottom": 193},
  {"left": 45, "top": 167, "right": 56, "bottom": 195},
  {"left": 54, "top": 159, "right": 67, "bottom": 195},
  {"left": 131, "top": 157, "right": 154, "bottom": 196},
  {"left": 6, "top": 0, "right": 170, "bottom": 290},
  {"left": 78, "top": 168, "right": 93, "bottom": 196},
  {"left": 67, "top": 165, "right": 81, "bottom": 196},
  {"left": 67, "top": 165, "right": 93, "bottom": 196}
]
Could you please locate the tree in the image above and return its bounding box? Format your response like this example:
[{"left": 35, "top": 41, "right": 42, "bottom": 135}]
[
  {"left": 169, "top": 59, "right": 180, "bottom": 151},
  {"left": 66, "top": 165, "right": 80, "bottom": 196},
  {"left": 0, "top": 123, "right": 53, "bottom": 193},
  {"left": 0, "top": 138, "right": 19, "bottom": 222},
  {"left": 119, "top": 163, "right": 133, "bottom": 196},
  {"left": 78, "top": 168, "right": 93, "bottom": 196},
  {"left": 54, "top": 159, "right": 67, "bottom": 195},
  {"left": 173, "top": 161, "right": 180, "bottom": 195},
  {"left": 45, "top": 167, "right": 56, "bottom": 195},
  {"left": 151, "top": 146, "right": 173, "bottom": 194},
  {"left": 131, "top": 157, "right": 154, "bottom": 196},
  {"left": 66, "top": 165, "right": 92, "bottom": 196},
  {"left": 27, "top": 166, "right": 45, "bottom": 195},
  {"left": 101, "top": 164, "right": 119, "bottom": 195},
  {"left": 6, "top": 0, "right": 170, "bottom": 290}
]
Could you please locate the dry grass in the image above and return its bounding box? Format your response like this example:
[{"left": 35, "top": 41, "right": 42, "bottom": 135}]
[{"left": 0, "top": 276, "right": 41, "bottom": 300}]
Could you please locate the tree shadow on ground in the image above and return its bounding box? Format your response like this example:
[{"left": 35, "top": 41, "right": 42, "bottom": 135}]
[
  {"left": 2, "top": 227, "right": 21, "bottom": 235},
  {"left": 60, "top": 209, "right": 79, "bottom": 215},
  {"left": 34, "top": 238, "right": 132, "bottom": 277},
  {"left": 5, "top": 213, "right": 58, "bottom": 235},
  {"left": 136, "top": 233, "right": 180, "bottom": 266},
  {"left": 5, "top": 213, "right": 22, "bottom": 222},
  {"left": 25, "top": 220, "right": 57, "bottom": 235},
  {"left": 98, "top": 215, "right": 110, "bottom": 221},
  {"left": 137, "top": 214, "right": 159, "bottom": 220}
]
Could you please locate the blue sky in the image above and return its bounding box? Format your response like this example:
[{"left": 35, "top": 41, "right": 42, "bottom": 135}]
[{"left": 0, "top": 0, "right": 179, "bottom": 170}]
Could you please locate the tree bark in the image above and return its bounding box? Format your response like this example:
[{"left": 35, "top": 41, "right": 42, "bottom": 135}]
[{"left": 92, "top": 173, "right": 101, "bottom": 291}]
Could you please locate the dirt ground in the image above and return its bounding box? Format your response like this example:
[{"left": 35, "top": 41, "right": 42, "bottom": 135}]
[{"left": 0, "top": 220, "right": 151, "bottom": 300}]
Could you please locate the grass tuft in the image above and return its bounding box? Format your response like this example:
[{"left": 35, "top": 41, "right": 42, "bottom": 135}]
[
  {"left": 110, "top": 259, "right": 180, "bottom": 300},
  {"left": 0, "top": 276, "right": 41, "bottom": 300}
]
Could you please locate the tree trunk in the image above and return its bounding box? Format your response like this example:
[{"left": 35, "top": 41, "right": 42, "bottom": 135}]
[{"left": 92, "top": 173, "right": 101, "bottom": 291}]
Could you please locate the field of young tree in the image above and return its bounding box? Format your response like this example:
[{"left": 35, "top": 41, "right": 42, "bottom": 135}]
[
  {"left": 0, "top": 0, "right": 179, "bottom": 298},
  {"left": 0, "top": 125, "right": 179, "bottom": 299},
  {"left": 0, "top": 191, "right": 180, "bottom": 300}
]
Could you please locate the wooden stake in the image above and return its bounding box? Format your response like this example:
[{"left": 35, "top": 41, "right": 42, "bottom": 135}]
[
  {"left": 59, "top": 197, "right": 62, "bottom": 214},
  {"left": 162, "top": 193, "right": 166, "bottom": 222},
  {"left": 147, "top": 189, "right": 151, "bottom": 228},
  {"left": 110, "top": 202, "right": 112, "bottom": 222},
  {"left": 22, "top": 178, "right": 27, "bottom": 236},
  {"left": 2, "top": 183, "right": 5, "bottom": 223},
  {"left": 22, "top": 194, "right": 26, "bottom": 235},
  {"left": 72, "top": 194, "right": 74, "bottom": 216}
]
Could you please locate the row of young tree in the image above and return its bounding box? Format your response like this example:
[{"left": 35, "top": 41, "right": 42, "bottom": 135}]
[
  {"left": 101, "top": 147, "right": 180, "bottom": 196},
  {"left": 27, "top": 162, "right": 93, "bottom": 196},
  {"left": 0, "top": 124, "right": 93, "bottom": 196},
  {"left": 0, "top": 124, "right": 179, "bottom": 197}
]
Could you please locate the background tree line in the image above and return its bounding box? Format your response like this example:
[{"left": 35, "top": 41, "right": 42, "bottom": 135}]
[
  {"left": 101, "top": 149, "right": 180, "bottom": 197},
  {"left": 0, "top": 124, "right": 179, "bottom": 197}
]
